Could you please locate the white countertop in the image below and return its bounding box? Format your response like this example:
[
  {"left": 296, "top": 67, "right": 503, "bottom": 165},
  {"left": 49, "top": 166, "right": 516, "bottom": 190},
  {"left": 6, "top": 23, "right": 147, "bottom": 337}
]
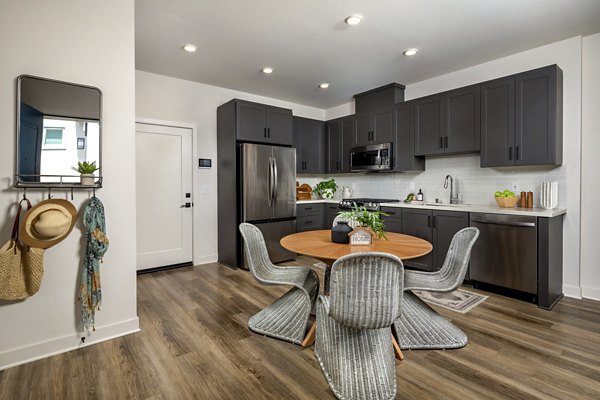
[{"left": 297, "top": 199, "right": 566, "bottom": 218}]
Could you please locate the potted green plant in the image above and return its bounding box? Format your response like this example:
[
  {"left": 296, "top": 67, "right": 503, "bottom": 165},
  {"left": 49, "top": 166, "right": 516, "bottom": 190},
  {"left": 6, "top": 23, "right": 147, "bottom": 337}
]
[
  {"left": 313, "top": 179, "right": 338, "bottom": 199},
  {"left": 338, "top": 204, "right": 389, "bottom": 240},
  {"left": 72, "top": 161, "right": 99, "bottom": 186}
]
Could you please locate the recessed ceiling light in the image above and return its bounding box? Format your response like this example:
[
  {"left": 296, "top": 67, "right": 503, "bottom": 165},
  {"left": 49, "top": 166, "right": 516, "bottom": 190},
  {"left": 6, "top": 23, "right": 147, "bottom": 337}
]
[
  {"left": 319, "top": 83, "right": 330, "bottom": 89},
  {"left": 403, "top": 48, "right": 418, "bottom": 56},
  {"left": 262, "top": 67, "right": 274, "bottom": 74},
  {"left": 182, "top": 44, "right": 197, "bottom": 53},
  {"left": 344, "top": 15, "right": 362, "bottom": 25}
]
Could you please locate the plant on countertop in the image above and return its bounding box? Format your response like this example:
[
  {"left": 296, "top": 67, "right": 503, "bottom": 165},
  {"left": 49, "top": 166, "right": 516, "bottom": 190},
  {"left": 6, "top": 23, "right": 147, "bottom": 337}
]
[
  {"left": 314, "top": 179, "right": 338, "bottom": 199},
  {"left": 72, "top": 161, "right": 99, "bottom": 175},
  {"left": 338, "top": 204, "right": 389, "bottom": 240}
]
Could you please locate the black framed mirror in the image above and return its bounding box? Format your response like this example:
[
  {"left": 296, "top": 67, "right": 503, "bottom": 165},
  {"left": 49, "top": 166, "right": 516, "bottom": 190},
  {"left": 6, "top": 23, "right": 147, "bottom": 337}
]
[{"left": 15, "top": 75, "right": 102, "bottom": 187}]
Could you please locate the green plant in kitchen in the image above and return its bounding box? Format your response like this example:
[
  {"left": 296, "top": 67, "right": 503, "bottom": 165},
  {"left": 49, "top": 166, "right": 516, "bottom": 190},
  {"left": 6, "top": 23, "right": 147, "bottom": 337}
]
[
  {"left": 314, "top": 179, "right": 338, "bottom": 199},
  {"left": 338, "top": 204, "right": 389, "bottom": 240},
  {"left": 72, "top": 161, "right": 99, "bottom": 175}
]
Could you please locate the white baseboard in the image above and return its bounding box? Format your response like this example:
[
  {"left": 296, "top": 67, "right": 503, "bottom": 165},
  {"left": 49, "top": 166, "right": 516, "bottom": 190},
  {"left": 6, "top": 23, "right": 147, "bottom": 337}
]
[
  {"left": 0, "top": 317, "right": 140, "bottom": 371},
  {"left": 194, "top": 254, "right": 218, "bottom": 265},
  {"left": 563, "top": 284, "right": 583, "bottom": 299},
  {"left": 582, "top": 286, "right": 600, "bottom": 301}
]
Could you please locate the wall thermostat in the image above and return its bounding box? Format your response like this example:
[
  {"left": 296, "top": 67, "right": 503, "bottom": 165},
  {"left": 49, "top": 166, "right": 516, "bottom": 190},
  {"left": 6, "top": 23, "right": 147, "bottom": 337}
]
[{"left": 198, "top": 158, "right": 212, "bottom": 168}]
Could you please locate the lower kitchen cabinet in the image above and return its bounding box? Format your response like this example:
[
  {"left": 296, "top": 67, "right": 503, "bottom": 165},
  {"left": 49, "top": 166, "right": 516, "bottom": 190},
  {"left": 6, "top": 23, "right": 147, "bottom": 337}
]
[
  {"left": 296, "top": 203, "right": 324, "bottom": 232},
  {"left": 381, "top": 206, "right": 403, "bottom": 234},
  {"left": 324, "top": 204, "right": 339, "bottom": 228},
  {"left": 401, "top": 208, "right": 469, "bottom": 271}
]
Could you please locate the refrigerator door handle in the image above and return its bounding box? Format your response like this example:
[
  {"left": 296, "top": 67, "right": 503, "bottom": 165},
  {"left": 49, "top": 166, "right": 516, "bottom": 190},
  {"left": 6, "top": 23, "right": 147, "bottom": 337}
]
[
  {"left": 273, "top": 157, "right": 278, "bottom": 203},
  {"left": 267, "top": 158, "right": 273, "bottom": 207}
]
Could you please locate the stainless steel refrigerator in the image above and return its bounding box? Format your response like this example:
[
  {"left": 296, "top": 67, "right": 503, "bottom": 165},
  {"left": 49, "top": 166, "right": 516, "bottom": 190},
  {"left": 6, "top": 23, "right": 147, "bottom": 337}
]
[{"left": 239, "top": 143, "right": 296, "bottom": 267}]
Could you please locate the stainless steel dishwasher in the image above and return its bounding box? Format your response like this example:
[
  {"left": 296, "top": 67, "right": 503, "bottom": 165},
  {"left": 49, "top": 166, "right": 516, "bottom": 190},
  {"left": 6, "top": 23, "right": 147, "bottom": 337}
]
[{"left": 470, "top": 213, "right": 537, "bottom": 294}]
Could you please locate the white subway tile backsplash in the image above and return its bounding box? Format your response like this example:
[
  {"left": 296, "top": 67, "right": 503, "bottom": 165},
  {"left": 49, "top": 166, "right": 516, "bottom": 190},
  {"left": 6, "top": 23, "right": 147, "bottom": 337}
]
[{"left": 298, "top": 154, "right": 567, "bottom": 208}]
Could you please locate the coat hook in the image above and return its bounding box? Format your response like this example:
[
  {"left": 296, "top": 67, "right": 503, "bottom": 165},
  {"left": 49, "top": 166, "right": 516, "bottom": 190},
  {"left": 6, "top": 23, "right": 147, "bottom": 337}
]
[
  {"left": 22, "top": 187, "right": 27, "bottom": 200},
  {"left": 71, "top": 188, "right": 74, "bottom": 201},
  {"left": 48, "top": 187, "right": 52, "bottom": 199},
  {"left": 92, "top": 187, "right": 96, "bottom": 198}
]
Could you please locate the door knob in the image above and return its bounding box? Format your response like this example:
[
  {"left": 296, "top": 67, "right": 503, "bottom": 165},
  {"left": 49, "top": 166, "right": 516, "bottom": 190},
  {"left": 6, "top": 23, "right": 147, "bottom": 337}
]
[{"left": 180, "top": 203, "right": 192, "bottom": 208}]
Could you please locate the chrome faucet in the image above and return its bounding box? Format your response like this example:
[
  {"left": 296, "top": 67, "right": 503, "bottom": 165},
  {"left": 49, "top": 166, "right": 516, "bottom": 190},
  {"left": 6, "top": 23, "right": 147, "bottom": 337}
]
[{"left": 444, "top": 174, "right": 460, "bottom": 204}]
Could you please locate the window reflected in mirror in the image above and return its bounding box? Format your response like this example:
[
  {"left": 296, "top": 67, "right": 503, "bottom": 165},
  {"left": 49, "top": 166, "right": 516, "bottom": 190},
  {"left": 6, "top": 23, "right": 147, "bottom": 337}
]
[{"left": 17, "top": 75, "right": 102, "bottom": 186}]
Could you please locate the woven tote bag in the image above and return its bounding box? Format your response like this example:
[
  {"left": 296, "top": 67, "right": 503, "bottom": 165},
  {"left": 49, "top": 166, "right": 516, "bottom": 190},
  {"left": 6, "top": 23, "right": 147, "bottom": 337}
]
[{"left": 0, "top": 199, "right": 44, "bottom": 300}]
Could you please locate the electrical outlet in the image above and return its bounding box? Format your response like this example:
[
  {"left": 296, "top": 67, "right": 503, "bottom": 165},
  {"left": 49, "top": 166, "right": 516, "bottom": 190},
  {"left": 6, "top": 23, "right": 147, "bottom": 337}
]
[
  {"left": 409, "top": 182, "right": 415, "bottom": 190},
  {"left": 511, "top": 182, "right": 519, "bottom": 192}
]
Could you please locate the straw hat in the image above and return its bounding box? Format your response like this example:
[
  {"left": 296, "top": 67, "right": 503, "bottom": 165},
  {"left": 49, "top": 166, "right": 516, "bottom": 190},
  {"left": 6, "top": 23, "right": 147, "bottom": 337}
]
[{"left": 20, "top": 199, "right": 78, "bottom": 249}]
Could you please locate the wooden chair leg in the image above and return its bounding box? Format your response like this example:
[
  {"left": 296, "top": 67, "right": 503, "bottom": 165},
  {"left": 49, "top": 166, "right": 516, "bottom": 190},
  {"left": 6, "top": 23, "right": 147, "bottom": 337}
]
[
  {"left": 392, "top": 334, "right": 404, "bottom": 361},
  {"left": 302, "top": 322, "right": 317, "bottom": 348}
]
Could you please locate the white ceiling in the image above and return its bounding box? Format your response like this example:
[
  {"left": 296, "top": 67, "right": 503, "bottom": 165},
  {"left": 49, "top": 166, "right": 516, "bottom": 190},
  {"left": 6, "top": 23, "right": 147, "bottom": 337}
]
[{"left": 135, "top": 0, "right": 600, "bottom": 109}]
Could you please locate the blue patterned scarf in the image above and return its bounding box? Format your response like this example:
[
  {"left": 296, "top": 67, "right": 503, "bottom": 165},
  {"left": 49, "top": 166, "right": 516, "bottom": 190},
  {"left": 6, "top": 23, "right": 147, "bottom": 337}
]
[{"left": 80, "top": 196, "right": 109, "bottom": 331}]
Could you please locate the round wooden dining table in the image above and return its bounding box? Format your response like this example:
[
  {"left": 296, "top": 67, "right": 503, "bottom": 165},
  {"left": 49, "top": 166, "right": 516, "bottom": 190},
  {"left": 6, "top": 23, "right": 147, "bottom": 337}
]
[{"left": 280, "top": 229, "right": 433, "bottom": 350}]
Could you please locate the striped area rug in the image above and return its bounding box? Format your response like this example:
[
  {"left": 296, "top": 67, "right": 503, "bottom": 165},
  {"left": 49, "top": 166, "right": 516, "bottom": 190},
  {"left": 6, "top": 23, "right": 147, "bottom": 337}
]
[{"left": 413, "top": 289, "right": 488, "bottom": 313}]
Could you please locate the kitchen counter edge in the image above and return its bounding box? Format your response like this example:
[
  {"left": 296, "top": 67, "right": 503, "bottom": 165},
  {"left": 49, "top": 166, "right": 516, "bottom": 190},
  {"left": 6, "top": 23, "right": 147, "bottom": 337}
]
[{"left": 297, "top": 199, "right": 566, "bottom": 218}]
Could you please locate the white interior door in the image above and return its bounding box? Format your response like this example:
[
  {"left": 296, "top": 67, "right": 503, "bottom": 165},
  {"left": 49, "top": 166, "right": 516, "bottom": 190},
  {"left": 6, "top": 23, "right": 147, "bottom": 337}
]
[{"left": 135, "top": 123, "right": 193, "bottom": 270}]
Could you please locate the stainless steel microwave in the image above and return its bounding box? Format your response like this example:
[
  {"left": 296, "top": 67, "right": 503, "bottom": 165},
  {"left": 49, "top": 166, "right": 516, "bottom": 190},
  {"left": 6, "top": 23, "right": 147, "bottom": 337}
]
[{"left": 350, "top": 143, "right": 392, "bottom": 172}]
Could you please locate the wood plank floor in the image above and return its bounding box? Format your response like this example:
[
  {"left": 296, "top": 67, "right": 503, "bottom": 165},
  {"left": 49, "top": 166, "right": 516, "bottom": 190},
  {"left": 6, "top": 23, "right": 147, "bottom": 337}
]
[{"left": 1, "top": 258, "right": 600, "bottom": 399}]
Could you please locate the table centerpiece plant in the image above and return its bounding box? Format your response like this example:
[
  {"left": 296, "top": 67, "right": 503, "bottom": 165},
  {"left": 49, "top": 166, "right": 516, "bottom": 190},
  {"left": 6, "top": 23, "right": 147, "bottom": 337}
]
[{"left": 338, "top": 204, "right": 389, "bottom": 240}]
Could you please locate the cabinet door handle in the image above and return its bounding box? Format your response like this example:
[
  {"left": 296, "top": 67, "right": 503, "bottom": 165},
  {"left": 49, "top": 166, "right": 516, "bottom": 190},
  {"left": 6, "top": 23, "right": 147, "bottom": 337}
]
[
  {"left": 304, "top": 207, "right": 313, "bottom": 210},
  {"left": 432, "top": 216, "right": 437, "bottom": 228},
  {"left": 267, "top": 128, "right": 271, "bottom": 138},
  {"left": 515, "top": 146, "right": 519, "bottom": 160},
  {"left": 428, "top": 215, "right": 431, "bottom": 228},
  {"left": 444, "top": 136, "right": 448, "bottom": 148},
  {"left": 440, "top": 137, "right": 444, "bottom": 148},
  {"left": 509, "top": 146, "right": 513, "bottom": 160},
  {"left": 264, "top": 127, "right": 267, "bottom": 138}
]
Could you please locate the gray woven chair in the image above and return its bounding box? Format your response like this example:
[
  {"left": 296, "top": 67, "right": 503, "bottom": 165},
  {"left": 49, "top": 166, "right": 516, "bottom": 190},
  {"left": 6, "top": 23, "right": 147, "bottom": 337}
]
[
  {"left": 239, "top": 223, "right": 319, "bottom": 345},
  {"left": 315, "top": 252, "right": 404, "bottom": 400},
  {"left": 394, "top": 227, "right": 479, "bottom": 350}
]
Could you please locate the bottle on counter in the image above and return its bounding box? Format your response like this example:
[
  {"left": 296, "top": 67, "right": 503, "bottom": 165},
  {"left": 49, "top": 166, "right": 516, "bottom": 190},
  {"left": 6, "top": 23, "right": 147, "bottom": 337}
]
[
  {"left": 527, "top": 191, "right": 534, "bottom": 208},
  {"left": 416, "top": 189, "right": 424, "bottom": 201},
  {"left": 519, "top": 192, "right": 527, "bottom": 208}
]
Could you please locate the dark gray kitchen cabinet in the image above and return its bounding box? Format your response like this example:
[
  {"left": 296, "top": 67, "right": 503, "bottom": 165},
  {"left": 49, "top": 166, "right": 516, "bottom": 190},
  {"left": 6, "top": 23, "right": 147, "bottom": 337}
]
[
  {"left": 414, "top": 95, "right": 445, "bottom": 156},
  {"left": 381, "top": 206, "right": 402, "bottom": 234},
  {"left": 415, "top": 88, "right": 480, "bottom": 156},
  {"left": 354, "top": 106, "right": 394, "bottom": 147},
  {"left": 235, "top": 100, "right": 293, "bottom": 146},
  {"left": 444, "top": 85, "right": 481, "bottom": 154},
  {"left": 327, "top": 116, "right": 354, "bottom": 173},
  {"left": 481, "top": 65, "right": 563, "bottom": 167},
  {"left": 296, "top": 203, "right": 324, "bottom": 232},
  {"left": 394, "top": 102, "right": 425, "bottom": 172},
  {"left": 293, "top": 117, "right": 325, "bottom": 174},
  {"left": 515, "top": 65, "right": 562, "bottom": 166},
  {"left": 401, "top": 208, "right": 434, "bottom": 271},
  {"left": 432, "top": 211, "right": 469, "bottom": 271},
  {"left": 481, "top": 77, "right": 515, "bottom": 167},
  {"left": 401, "top": 208, "right": 468, "bottom": 271},
  {"left": 325, "top": 204, "right": 340, "bottom": 228}
]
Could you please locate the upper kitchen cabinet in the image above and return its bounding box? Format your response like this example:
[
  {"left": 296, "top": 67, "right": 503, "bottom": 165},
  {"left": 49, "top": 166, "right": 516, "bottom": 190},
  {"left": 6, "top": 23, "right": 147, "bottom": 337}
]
[
  {"left": 293, "top": 116, "right": 326, "bottom": 174},
  {"left": 354, "top": 106, "right": 394, "bottom": 146},
  {"left": 327, "top": 116, "right": 354, "bottom": 173},
  {"left": 414, "top": 94, "right": 445, "bottom": 156},
  {"left": 353, "top": 83, "right": 404, "bottom": 147},
  {"left": 393, "top": 102, "right": 425, "bottom": 172},
  {"left": 415, "top": 87, "right": 481, "bottom": 156},
  {"left": 481, "top": 65, "right": 563, "bottom": 167},
  {"left": 234, "top": 99, "right": 293, "bottom": 146}
]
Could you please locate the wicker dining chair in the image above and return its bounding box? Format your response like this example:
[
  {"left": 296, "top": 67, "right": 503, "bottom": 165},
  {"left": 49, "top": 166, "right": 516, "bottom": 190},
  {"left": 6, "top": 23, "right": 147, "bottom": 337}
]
[
  {"left": 315, "top": 252, "right": 404, "bottom": 400},
  {"left": 238, "top": 223, "right": 319, "bottom": 345},
  {"left": 393, "top": 227, "right": 480, "bottom": 350}
]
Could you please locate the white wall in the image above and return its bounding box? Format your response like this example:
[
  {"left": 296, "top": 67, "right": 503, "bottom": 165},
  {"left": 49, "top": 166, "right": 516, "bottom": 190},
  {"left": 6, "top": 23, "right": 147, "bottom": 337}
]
[
  {"left": 313, "top": 36, "right": 584, "bottom": 298},
  {"left": 581, "top": 33, "right": 600, "bottom": 301},
  {"left": 0, "top": 0, "right": 138, "bottom": 370},
  {"left": 135, "top": 71, "right": 324, "bottom": 265}
]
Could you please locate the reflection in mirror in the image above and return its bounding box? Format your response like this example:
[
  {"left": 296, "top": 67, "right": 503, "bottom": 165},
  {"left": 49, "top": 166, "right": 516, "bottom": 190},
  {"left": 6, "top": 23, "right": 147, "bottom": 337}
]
[{"left": 17, "top": 75, "right": 102, "bottom": 186}]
